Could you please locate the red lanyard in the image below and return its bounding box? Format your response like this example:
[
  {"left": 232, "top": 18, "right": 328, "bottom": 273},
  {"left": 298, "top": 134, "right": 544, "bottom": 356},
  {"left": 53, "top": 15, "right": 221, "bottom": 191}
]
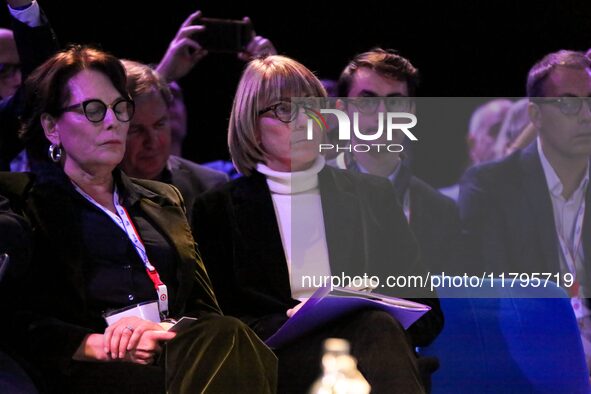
[{"left": 73, "top": 183, "right": 169, "bottom": 318}]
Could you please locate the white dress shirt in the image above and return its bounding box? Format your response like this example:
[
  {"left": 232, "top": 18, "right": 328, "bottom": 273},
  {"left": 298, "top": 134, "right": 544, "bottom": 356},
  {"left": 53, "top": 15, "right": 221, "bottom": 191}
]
[{"left": 538, "top": 138, "right": 591, "bottom": 371}]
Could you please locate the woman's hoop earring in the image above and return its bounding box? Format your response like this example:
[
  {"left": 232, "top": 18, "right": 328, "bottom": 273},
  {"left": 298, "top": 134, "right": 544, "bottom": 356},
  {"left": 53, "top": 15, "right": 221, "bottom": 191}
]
[{"left": 48, "top": 144, "right": 63, "bottom": 163}]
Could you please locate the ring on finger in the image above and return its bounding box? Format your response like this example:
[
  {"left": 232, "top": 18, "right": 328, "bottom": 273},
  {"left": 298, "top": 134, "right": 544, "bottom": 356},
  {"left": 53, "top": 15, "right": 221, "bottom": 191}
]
[{"left": 124, "top": 325, "right": 134, "bottom": 332}]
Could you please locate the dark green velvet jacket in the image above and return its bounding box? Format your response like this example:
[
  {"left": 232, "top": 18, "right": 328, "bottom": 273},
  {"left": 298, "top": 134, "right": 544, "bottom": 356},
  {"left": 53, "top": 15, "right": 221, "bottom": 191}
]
[{"left": 0, "top": 167, "right": 221, "bottom": 375}]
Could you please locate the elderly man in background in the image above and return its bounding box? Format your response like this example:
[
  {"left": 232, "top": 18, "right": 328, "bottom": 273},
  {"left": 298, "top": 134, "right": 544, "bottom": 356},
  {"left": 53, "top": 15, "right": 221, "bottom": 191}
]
[{"left": 120, "top": 60, "right": 228, "bottom": 221}]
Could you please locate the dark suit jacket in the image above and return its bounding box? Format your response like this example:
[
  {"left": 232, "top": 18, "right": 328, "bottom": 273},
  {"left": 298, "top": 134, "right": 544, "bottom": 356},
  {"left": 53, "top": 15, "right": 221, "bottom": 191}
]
[
  {"left": 328, "top": 157, "right": 463, "bottom": 274},
  {"left": 192, "top": 165, "right": 443, "bottom": 347},
  {"left": 391, "top": 162, "right": 463, "bottom": 274},
  {"left": 459, "top": 142, "right": 591, "bottom": 284},
  {"left": 160, "top": 155, "right": 228, "bottom": 221},
  {"left": 0, "top": 192, "right": 31, "bottom": 346},
  {"left": 0, "top": 168, "right": 221, "bottom": 376},
  {"left": 0, "top": 193, "right": 31, "bottom": 282},
  {"left": 0, "top": 11, "right": 59, "bottom": 170}
]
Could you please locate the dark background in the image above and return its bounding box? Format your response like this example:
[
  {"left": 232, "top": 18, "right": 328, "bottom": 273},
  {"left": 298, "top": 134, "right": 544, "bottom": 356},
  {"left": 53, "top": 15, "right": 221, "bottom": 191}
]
[{"left": 2, "top": 0, "right": 591, "bottom": 187}]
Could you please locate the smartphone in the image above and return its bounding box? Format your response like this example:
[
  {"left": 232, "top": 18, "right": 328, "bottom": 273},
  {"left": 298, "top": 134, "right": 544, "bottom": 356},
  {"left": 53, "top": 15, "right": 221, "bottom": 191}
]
[{"left": 194, "top": 18, "right": 253, "bottom": 53}]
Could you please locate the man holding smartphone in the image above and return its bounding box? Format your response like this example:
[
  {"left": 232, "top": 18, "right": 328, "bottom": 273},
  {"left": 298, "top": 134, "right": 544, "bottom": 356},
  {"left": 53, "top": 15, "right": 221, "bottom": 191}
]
[
  {"left": 156, "top": 10, "right": 276, "bottom": 85},
  {"left": 153, "top": 10, "right": 277, "bottom": 174}
]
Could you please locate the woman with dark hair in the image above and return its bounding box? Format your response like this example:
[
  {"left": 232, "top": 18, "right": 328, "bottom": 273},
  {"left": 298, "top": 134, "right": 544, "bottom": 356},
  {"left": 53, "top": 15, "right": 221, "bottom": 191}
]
[
  {"left": 0, "top": 46, "right": 276, "bottom": 394},
  {"left": 192, "top": 55, "right": 443, "bottom": 393}
]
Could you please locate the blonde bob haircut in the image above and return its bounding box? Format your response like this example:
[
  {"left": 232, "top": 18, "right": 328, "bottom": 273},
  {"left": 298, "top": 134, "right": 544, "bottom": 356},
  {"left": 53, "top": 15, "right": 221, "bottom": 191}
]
[{"left": 228, "top": 55, "right": 327, "bottom": 176}]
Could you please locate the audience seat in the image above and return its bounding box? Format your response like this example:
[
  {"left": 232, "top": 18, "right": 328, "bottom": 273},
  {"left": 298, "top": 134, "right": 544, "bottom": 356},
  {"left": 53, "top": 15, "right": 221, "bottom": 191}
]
[{"left": 419, "top": 279, "right": 590, "bottom": 393}]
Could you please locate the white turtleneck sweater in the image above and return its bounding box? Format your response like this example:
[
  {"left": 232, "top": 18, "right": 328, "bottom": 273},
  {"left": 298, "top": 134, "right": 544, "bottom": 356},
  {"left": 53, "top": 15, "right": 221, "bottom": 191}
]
[{"left": 256, "top": 157, "right": 331, "bottom": 300}]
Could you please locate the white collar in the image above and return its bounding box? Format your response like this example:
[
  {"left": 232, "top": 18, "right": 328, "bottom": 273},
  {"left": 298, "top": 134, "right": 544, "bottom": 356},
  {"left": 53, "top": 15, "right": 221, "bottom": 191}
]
[
  {"left": 537, "top": 137, "right": 589, "bottom": 199},
  {"left": 256, "top": 156, "right": 325, "bottom": 195}
]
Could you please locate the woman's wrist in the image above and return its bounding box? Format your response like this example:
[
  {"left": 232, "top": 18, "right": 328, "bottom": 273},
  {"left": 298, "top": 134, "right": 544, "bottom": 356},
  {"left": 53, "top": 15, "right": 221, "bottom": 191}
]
[{"left": 73, "top": 333, "right": 110, "bottom": 362}]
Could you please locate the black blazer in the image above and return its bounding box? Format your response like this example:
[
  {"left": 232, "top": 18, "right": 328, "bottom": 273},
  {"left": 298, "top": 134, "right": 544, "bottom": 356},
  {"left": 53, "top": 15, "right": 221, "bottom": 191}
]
[
  {"left": 162, "top": 155, "right": 228, "bottom": 222},
  {"left": 392, "top": 162, "right": 464, "bottom": 274},
  {"left": 459, "top": 142, "right": 591, "bottom": 284},
  {"left": 329, "top": 157, "right": 464, "bottom": 274},
  {"left": 193, "top": 165, "right": 443, "bottom": 347},
  {"left": 0, "top": 193, "right": 31, "bottom": 281},
  {"left": 0, "top": 168, "right": 221, "bottom": 375}
]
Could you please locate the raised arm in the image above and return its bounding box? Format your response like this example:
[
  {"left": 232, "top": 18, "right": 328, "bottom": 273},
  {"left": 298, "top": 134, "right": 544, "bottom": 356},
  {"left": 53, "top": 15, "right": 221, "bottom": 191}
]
[{"left": 155, "top": 10, "right": 208, "bottom": 82}]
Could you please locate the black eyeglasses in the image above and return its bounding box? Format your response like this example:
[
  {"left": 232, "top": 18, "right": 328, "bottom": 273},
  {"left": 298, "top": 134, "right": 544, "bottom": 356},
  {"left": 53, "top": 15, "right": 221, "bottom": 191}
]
[
  {"left": 258, "top": 98, "right": 326, "bottom": 124},
  {"left": 347, "top": 96, "right": 413, "bottom": 114},
  {"left": 534, "top": 97, "right": 591, "bottom": 116},
  {"left": 0, "top": 63, "right": 20, "bottom": 79},
  {"left": 60, "top": 98, "right": 135, "bottom": 123}
]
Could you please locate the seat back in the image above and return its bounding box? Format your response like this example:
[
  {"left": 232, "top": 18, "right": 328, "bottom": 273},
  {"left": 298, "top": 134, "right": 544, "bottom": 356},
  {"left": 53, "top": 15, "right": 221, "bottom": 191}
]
[{"left": 419, "top": 279, "right": 590, "bottom": 393}]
